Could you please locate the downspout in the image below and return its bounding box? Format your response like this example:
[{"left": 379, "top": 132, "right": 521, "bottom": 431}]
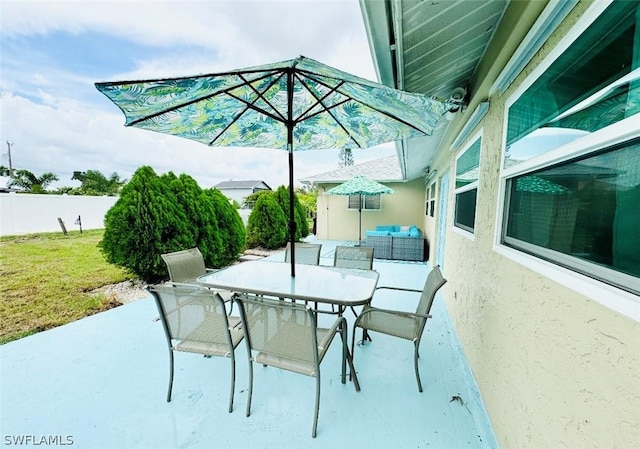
[{"left": 391, "top": 0, "right": 409, "bottom": 181}]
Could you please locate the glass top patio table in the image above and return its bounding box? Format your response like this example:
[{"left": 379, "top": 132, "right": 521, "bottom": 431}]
[{"left": 196, "top": 260, "right": 379, "bottom": 306}]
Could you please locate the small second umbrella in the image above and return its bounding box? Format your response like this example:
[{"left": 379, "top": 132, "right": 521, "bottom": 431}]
[{"left": 326, "top": 175, "right": 394, "bottom": 243}]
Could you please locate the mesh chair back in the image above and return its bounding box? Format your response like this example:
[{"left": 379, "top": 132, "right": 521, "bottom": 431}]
[
  {"left": 150, "top": 284, "right": 236, "bottom": 353},
  {"left": 236, "top": 295, "right": 320, "bottom": 376},
  {"left": 333, "top": 246, "right": 374, "bottom": 270},
  {"left": 284, "top": 242, "right": 322, "bottom": 266},
  {"left": 161, "top": 248, "right": 207, "bottom": 283},
  {"left": 415, "top": 266, "right": 446, "bottom": 338}
]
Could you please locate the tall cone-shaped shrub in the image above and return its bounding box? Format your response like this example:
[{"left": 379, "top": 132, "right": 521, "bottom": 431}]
[
  {"left": 274, "top": 186, "right": 309, "bottom": 240},
  {"left": 246, "top": 193, "right": 288, "bottom": 249},
  {"left": 205, "top": 188, "right": 246, "bottom": 266},
  {"left": 163, "top": 172, "right": 225, "bottom": 268},
  {"left": 101, "top": 166, "right": 194, "bottom": 282}
]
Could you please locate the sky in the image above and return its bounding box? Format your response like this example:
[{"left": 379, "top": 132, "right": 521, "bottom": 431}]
[{"left": 0, "top": 0, "right": 396, "bottom": 191}]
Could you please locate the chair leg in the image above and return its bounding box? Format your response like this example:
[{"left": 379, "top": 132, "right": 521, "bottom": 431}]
[
  {"left": 246, "top": 360, "right": 254, "bottom": 417},
  {"left": 414, "top": 342, "right": 423, "bottom": 393},
  {"left": 228, "top": 353, "right": 236, "bottom": 413},
  {"left": 340, "top": 322, "right": 347, "bottom": 384},
  {"left": 166, "top": 350, "right": 174, "bottom": 402},
  {"left": 312, "top": 373, "right": 320, "bottom": 438}
]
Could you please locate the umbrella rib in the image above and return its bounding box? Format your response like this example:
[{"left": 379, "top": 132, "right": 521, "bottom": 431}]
[
  {"left": 238, "top": 72, "right": 288, "bottom": 123},
  {"left": 302, "top": 71, "right": 438, "bottom": 136},
  {"left": 208, "top": 72, "right": 290, "bottom": 146},
  {"left": 293, "top": 74, "right": 365, "bottom": 149},
  {"left": 126, "top": 70, "right": 283, "bottom": 127}
]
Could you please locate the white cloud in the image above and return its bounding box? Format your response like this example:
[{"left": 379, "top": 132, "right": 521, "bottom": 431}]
[{"left": 0, "top": 0, "right": 390, "bottom": 192}]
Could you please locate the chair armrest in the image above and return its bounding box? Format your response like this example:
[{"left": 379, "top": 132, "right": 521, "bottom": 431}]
[
  {"left": 375, "top": 286, "right": 422, "bottom": 294},
  {"left": 357, "top": 306, "right": 432, "bottom": 322},
  {"left": 323, "top": 315, "right": 346, "bottom": 338}
]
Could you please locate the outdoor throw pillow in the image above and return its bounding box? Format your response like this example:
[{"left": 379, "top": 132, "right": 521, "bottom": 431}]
[{"left": 366, "top": 230, "right": 390, "bottom": 237}]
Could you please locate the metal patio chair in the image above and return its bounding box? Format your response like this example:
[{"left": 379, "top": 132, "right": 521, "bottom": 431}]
[
  {"left": 333, "top": 245, "right": 374, "bottom": 270},
  {"left": 161, "top": 247, "right": 213, "bottom": 284},
  {"left": 351, "top": 265, "right": 446, "bottom": 392},
  {"left": 284, "top": 242, "right": 322, "bottom": 265},
  {"left": 234, "top": 293, "right": 348, "bottom": 438},
  {"left": 147, "top": 283, "right": 244, "bottom": 412},
  {"left": 333, "top": 245, "right": 374, "bottom": 316},
  {"left": 161, "top": 247, "right": 232, "bottom": 304}
]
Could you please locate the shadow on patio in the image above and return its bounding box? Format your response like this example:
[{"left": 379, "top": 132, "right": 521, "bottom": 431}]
[{"left": 1, "top": 240, "right": 498, "bottom": 449}]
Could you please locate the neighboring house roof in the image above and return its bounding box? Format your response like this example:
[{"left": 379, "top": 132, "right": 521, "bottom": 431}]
[
  {"left": 213, "top": 180, "right": 272, "bottom": 190},
  {"left": 301, "top": 156, "right": 403, "bottom": 184}
]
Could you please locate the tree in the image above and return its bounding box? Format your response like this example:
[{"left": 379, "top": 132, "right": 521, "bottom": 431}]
[
  {"left": 338, "top": 148, "right": 354, "bottom": 167},
  {"left": 246, "top": 193, "right": 288, "bottom": 249},
  {"left": 0, "top": 166, "right": 10, "bottom": 177},
  {"left": 8, "top": 169, "right": 59, "bottom": 193},
  {"left": 71, "top": 170, "right": 125, "bottom": 196}
]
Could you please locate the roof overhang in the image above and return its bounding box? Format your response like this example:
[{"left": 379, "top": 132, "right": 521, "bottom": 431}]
[{"left": 360, "top": 0, "right": 551, "bottom": 181}]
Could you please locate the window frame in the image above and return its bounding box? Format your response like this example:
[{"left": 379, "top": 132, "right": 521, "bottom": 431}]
[
  {"left": 494, "top": 0, "right": 640, "bottom": 320},
  {"left": 347, "top": 194, "right": 381, "bottom": 211},
  {"left": 425, "top": 182, "right": 437, "bottom": 217},
  {"left": 453, "top": 131, "right": 482, "bottom": 238}
]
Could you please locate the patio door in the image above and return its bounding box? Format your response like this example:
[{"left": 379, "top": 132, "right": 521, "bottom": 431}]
[{"left": 435, "top": 170, "right": 450, "bottom": 270}]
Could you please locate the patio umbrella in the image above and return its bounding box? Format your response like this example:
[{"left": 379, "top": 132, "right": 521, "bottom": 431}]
[
  {"left": 326, "top": 175, "right": 394, "bottom": 243},
  {"left": 95, "top": 56, "right": 449, "bottom": 276}
]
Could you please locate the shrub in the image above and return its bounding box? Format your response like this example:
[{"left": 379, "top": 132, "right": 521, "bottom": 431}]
[
  {"left": 246, "top": 193, "right": 288, "bottom": 249},
  {"left": 163, "top": 173, "right": 225, "bottom": 268},
  {"left": 101, "top": 167, "right": 247, "bottom": 282},
  {"left": 205, "top": 188, "right": 246, "bottom": 266},
  {"left": 101, "top": 166, "right": 193, "bottom": 282},
  {"left": 274, "top": 186, "right": 308, "bottom": 240}
]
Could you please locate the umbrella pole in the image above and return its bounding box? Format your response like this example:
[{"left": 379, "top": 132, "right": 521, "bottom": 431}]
[
  {"left": 358, "top": 194, "right": 362, "bottom": 246},
  {"left": 287, "top": 69, "right": 296, "bottom": 277},
  {"left": 288, "top": 147, "right": 296, "bottom": 277}
]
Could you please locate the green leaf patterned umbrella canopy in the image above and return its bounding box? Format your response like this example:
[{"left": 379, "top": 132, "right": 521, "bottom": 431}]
[
  {"left": 95, "top": 55, "right": 448, "bottom": 275},
  {"left": 326, "top": 176, "right": 394, "bottom": 242},
  {"left": 326, "top": 175, "right": 395, "bottom": 196}
]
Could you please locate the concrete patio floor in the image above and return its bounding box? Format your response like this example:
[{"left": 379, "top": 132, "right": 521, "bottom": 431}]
[{"left": 1, "top": 240, "right": 498, "bottom": 449}]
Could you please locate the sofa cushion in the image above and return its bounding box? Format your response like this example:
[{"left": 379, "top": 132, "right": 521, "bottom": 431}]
[
  {"left": 376, "top": 225, "right": 399, "bottom": 232},
  {"left": 400, "top": 225, "right": 411, "bottom": 232},
  {"left": 390, "top": 231, "right": 411, "bottom": 237},
  {"left": 366, "top": 230, "right": 390, "bottom": 237},
  {"left": 409, "top": 226, "right": 421, "bottom": 237}
]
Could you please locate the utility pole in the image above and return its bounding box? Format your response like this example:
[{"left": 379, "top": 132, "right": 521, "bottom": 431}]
[{"left": 6, "top": 141, "right": 14, "bottom": 177}]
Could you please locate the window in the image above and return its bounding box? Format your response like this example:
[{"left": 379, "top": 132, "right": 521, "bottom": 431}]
[
  {"left": 502, "top": 1, "right": 640, "bottom": 296},
  {"left": 425, "top": 182, "right": 436, "bottom": 217},
  {"left": 504, "top": 140, "right": 640, "bottom": 293},
  {"left": 348, "top": 194, "right": 380, "bottom": 210},
  {"left": 505, "top": 1, "right": 640, "bottom": 168},
  {"left": 454, "top": 136, "right": 481, "bottom": 233}
]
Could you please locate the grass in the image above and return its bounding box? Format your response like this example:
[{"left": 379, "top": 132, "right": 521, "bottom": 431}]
[{"left": 0, "top": 229, "right": 135, "bottom": 344}]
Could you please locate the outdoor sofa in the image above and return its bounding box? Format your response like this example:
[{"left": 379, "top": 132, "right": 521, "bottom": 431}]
[{"left": 363, "top": 225, "right": 427, "bottom": 261}]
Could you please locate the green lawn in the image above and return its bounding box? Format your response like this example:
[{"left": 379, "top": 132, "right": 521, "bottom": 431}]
[{"left": 0, "top": 229, "right": 135, "bottom": 344}]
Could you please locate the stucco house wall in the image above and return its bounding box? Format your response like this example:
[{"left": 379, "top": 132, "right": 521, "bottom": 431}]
[
  {"left": 316, "top": 178, "right": 427, "bottom": 242},
  {"left": 427, "top": 2, "right": 640, "bottom": 448}
]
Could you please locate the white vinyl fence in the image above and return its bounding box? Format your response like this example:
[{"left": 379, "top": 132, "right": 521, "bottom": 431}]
[
  {"left": 0, "top": 193, "right": 253, "bottom": 236},
  {"left": 0, "top": 193, "right": 118, "bottom": 236}
]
